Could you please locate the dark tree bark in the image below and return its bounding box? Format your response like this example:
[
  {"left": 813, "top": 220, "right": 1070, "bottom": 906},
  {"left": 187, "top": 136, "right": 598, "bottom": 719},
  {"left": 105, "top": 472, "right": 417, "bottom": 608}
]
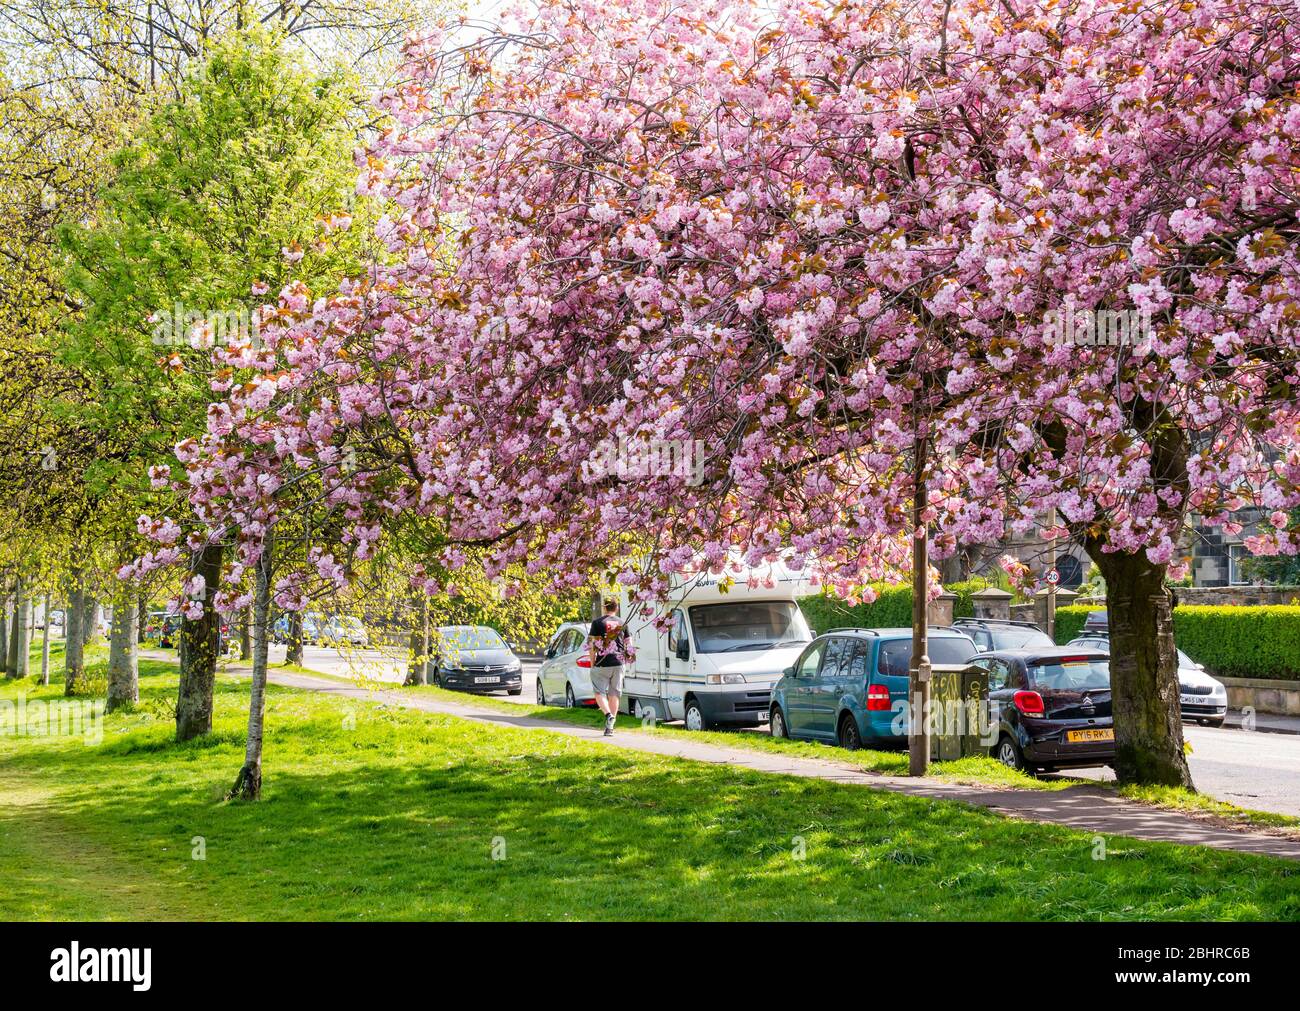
[
  {"left": 106, "top": 585, "right": 139, "bottom": 712},
  {"left": 176, "top": 542, "right": 224, "bottom": 741},
  {"left": 79, "top": 594, "right": 97, "bottom": 650},
  {"left": 286, "top": 611, "right": 303, "bottom": 665},
  {"left": 1086, "top": 541, "right": 1192, "bottom": 788},
  {"left": 5, "top": 581, "right": 21, "bottom": 678},
  {"left": 230, "top": 540, "right": 272, "bottom": 801},
  {"left": 239, "top": 608, "right": 252, "bottom": 661},
  {"left": 404, "top": 594, "right": 428, "bottom": 685},
  {"left": 64, "top": 575, "right": 85, "bottom": 695},
  {"left": 0, "top": 595, "right": 8, "bottom": 676}
]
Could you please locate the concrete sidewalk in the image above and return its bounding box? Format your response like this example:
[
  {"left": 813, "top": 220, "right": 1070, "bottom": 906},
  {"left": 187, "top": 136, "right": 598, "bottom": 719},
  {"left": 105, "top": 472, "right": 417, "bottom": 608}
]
[
  {"left": 239, "top": 664, "right": 1300, "bottom": 861},
  {"left": 1224, "top": 709, "right": 1300, "bottom": 735}
]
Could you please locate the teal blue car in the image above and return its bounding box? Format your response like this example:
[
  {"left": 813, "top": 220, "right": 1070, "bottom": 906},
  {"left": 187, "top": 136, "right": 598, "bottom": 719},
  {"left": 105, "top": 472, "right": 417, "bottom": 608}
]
[{"left": 769, "top": 627, "right": 978, "bottom": 748}]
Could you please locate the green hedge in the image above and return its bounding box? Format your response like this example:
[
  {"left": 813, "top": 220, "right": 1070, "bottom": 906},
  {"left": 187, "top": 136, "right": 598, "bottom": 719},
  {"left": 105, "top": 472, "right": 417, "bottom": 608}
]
[
  {"left": 1053, "top": 602, "right": 1300, "bottom": 681},
  {"left": 797, "top": 579, "right": 995, "bottom": 636},
  {"left": 1053, "top": 605, "right": 1096, "bottom": 645},
  {"left": 1173, "top": 606, "right": 1300, "bottom": 681}
]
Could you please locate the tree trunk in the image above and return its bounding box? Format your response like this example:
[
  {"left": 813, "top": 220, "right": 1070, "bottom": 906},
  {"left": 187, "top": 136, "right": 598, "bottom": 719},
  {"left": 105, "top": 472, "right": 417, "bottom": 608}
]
[
  {"left": 5, "top": 582, "right": 21, "bottom": 678},
  {"left": 106, "top": 584, "right": 139, "bottom": 712},
  {"left": 0, "top": 595, "right": 9, "bottom": 676},
  {"left": 176, "top": 542, "right": 224, "bottom": 741},
  {"left": 239, "top": 608, "right": 252, "bottom": 661},
  {"left": 64, "top": 575, "right": 85, "bottom": 695},
  {"left": 404, "top": 594, "right": 428, "bottom": 685},
  {"left": 40, "top": 593, "right": 51, "bottom": 686},
  {"left": 1087, "top": 544, "right": 1193, "bottom": 788},
  {"left": 286, "top": 611, "right": 303, "bottom": 665},
  {"left": 14, "top": 596, "right": 31, "bottom": 679},
  {"left": 80, "top": 594, "right": 97, "bottom": 650},
  {"left": 230, "top": 540, "right": 272, "bottom": 801}
]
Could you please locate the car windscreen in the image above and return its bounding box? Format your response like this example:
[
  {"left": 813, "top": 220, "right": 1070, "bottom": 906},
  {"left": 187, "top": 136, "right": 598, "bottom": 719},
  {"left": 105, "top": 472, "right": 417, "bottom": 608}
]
[
  {"left": 440, "top": 627, "right": 506, "bottom": 650},
  {"left": 688, "top": 601, "right": 811, "bottom": 654},
  {"left": 991, "top": 628, "right": 1054, "bottom": 650},
  {"left": 877, "top": 636, "right": 977, "bottom": 676},
  {"left": 1027, "top": 657, "right": 1110, "bottom": 691}
]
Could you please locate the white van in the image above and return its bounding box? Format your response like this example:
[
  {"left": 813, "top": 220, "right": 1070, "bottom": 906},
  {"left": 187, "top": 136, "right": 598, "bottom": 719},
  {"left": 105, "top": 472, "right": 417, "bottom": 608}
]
[{"left": 619, "top": 562, "right": 816, "bottom": 730}]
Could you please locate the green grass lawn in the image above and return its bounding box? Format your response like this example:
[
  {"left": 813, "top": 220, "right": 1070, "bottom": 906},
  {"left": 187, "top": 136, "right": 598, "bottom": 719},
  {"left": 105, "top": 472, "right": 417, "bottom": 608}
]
[{"left": 2, "top": 659, "right": 1298, "bottom": 921}]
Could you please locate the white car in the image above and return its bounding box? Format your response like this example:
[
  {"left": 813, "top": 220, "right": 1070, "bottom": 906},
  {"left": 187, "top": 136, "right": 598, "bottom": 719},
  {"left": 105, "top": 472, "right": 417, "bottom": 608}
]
[
  {"left": 536, "top": 621, "right": 598, "bottom": 708},
  {"left": 1067, "top": 634, "right": 1228, "bottom": 727}
]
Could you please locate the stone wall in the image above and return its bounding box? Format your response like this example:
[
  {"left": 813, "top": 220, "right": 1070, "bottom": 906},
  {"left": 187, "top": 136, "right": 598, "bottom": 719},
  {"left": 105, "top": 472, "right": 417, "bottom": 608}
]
[{"left": 1174, "top": 585, "right": 1300, "bottom": 607}]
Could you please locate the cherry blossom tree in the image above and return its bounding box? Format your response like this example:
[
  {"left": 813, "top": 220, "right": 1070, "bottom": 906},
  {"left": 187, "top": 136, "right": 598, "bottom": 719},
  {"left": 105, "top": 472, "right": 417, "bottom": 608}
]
[{"left": 157, "top": 0, "right": 1300, "bottom": 787}]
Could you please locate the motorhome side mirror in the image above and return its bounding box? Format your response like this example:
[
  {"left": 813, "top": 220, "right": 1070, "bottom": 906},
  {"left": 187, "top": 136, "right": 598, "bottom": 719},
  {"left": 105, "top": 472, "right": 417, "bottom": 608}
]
[{"left": 676, "top": 641, "right": 690, "bottom": 661}]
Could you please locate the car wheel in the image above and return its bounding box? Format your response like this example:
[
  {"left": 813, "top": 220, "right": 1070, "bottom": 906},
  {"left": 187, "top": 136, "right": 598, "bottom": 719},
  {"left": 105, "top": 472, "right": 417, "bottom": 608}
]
[
  {"left": 565, "top": 684, "right": 576, "bottom": 708},
  {"left": 837, "top": 713, "right": 862, "bottom": 751},
  {"left": 507, "top": 687, "right": 522, "bottom": 696},
  {"left": 996, "top": 734, "right": 1026, "bottom": 772},
  {"left": 1206, "top": 717, "right": 1225, "bottom": 728},
  {"left": 684, "top": 699, "right": 708, "bottom": 732},
  {"left": 536, "top": 678, "right": 546, "bottom": 705},
  {"left": 769, "top": 706, "right": 788, "bottom": 739},
  {"left": 433, "top": 667, "right": 443, "bottom": 688}
]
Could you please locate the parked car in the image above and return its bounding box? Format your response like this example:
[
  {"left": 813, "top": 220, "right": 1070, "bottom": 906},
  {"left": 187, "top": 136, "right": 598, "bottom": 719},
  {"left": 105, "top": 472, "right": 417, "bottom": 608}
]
[
  {"left": 1066, "top": 631, "right": 1227, "bottom": 726},
  {"left": 157, "top": 614, "right": 183, "bottom": 648},
  {"left": 970, "top": 647, "right": 1115, "bottom": 773},
  {"left": 302, "top": 611, "right": 332, "bottom": 646},
  {"left": 951, "top": 617, "right": 1054, "bottom": 652},
  {"left": 537, "top": 621, "right": 598, "bottom": 707},
  {"left": 328, "top": 615, "right": 369, "bottom": 648},
  {"left": 770, "top": 627, "right": 978, "bottom": 748},
  {"left": 430, "top": 625, "right": 523, "bottom": 695}
]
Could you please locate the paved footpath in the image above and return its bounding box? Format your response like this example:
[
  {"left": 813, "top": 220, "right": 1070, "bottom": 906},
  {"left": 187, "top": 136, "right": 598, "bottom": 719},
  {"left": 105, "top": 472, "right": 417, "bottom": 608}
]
[{"left": 226, "top": 666, "right": 1300, "bottom": 861}]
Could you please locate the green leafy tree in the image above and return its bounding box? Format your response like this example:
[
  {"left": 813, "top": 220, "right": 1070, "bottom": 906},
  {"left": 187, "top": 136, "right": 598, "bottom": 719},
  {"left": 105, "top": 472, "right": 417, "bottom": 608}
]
[{"left": 58, "top": 27, "right": 370, "bottom": 739}]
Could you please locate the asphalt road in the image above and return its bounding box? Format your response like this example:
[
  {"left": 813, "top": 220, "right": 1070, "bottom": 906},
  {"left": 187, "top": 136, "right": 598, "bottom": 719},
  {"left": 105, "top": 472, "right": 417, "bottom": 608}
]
[{"left": 270, "top": 644, "right": 1300, "bottom": 818}]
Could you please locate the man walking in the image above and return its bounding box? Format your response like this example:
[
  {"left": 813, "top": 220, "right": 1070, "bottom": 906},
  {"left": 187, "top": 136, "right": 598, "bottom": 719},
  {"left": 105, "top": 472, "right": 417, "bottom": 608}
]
[{"left": 588, "top": 598, "right": 627, "bottom": 736}]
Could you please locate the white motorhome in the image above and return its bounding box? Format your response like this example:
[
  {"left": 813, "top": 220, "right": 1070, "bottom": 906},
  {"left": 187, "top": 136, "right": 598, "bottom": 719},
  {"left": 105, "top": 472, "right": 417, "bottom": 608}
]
[{"left": 619, "top": 561, "right": 816, "bottom": 730}]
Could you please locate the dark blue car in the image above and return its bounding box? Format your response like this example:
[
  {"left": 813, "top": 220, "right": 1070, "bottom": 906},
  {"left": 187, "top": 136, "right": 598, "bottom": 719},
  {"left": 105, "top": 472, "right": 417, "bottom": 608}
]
[{"left": 769, "top": 628, "right": 978, "bottom": 749}]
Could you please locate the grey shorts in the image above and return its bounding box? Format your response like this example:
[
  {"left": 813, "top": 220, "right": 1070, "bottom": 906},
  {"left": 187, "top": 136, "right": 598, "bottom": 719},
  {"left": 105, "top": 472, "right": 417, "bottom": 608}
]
[{"left": 590, "top": 664, "right": 623, "bottom": 696}]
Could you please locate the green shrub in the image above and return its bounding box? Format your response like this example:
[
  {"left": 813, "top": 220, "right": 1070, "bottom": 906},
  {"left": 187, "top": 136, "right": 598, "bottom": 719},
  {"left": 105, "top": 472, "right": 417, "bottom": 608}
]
[
  {"left": 1173, "top": 606, "right": 1300, "bottom": 681},
  {"left": 798, "top": 578, "right": 999, "bottom": 635},
  {"left": 1053, "top": 605, "right": 1096, "bottom": 645},
  {"left": 1053, "top": 602, "right": 1300, "bottom": 681}
]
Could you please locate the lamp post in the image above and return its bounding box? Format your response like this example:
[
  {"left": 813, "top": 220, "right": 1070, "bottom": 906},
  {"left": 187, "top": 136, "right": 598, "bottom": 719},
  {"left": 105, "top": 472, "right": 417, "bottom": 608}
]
[{"left": 909, "top": 434, "right": 931, "bottom": 777}]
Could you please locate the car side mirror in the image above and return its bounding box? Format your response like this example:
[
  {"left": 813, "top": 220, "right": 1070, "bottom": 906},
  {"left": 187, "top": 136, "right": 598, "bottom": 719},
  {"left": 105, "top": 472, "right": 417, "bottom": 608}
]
[
  {"left": 783, "top": 666, "right": 794, "bottom": 678},
  {"left": 676, "top": 641, "right": 690, "bottom": 661}
]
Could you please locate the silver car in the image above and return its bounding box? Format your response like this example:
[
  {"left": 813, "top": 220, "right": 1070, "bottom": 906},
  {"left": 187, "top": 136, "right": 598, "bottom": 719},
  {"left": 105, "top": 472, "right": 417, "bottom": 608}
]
[
  {"left": 537, "top": 621, "right": 598, "bottom": 708},
  {"left": 1066, "top": 633, "right": 1227, "bottom": 727}
]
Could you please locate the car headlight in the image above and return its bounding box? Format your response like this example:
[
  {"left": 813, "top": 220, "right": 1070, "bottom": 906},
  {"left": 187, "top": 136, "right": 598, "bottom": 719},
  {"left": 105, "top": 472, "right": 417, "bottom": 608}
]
[
  {"left": 707, "top": 673, "right": 746, "bottom": 685},
  {"left": 507, "top": 660, "right": 521, "bottom": 671}
]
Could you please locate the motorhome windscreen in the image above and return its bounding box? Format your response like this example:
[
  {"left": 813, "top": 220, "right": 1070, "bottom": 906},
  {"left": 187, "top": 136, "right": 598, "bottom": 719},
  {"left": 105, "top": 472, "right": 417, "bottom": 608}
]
[{"left": 687, "top": 601, "right": 811, "bottom": 653}]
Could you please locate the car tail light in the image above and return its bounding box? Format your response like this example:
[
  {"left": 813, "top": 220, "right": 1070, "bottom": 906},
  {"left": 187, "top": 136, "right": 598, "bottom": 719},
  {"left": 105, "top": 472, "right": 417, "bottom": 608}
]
[
  {"left": 1013, "top": 690, "right": 1045, "bottom": 716},
  {"left": 576, "top": 656, "right": 591, "bottom": 668},
  {"left": 866, "top": 683, "right": 891, "bottom": 711}
]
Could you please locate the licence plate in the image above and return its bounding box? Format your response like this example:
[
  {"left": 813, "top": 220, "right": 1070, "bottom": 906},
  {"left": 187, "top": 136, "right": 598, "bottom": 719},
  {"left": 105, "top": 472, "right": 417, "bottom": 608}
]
[
  {"left": 474, "top": 676, "right": 499, "bottom": 684},
  {"left": 1067, "top": 728, "right": 1114, "bottom": 743},
  {"left": 1179, "top": 695, "right": 1203, "bottom": 706}
]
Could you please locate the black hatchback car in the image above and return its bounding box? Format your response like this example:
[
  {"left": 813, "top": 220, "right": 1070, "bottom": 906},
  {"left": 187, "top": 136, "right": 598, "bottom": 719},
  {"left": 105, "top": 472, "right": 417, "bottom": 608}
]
[{"left": 970, "top": 647, "right": 1115, "bottom": 774}]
